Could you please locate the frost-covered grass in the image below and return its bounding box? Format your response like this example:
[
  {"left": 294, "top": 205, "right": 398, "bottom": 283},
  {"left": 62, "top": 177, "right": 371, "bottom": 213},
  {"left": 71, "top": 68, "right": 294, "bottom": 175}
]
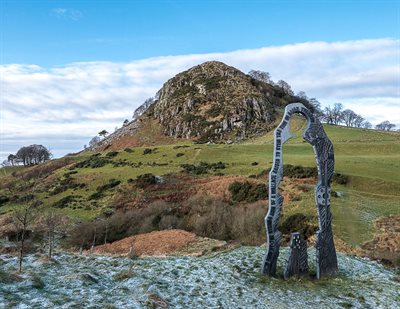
[{"left": 1, "top": 247, "right": 399, "bottom": 308}]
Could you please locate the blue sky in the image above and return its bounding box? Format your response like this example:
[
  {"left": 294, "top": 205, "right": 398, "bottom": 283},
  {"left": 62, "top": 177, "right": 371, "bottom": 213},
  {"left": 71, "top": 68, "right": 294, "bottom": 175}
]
[
  {"left": 0, "top": 0, "right": 399, "bottom": 162},
  {"left": 2, "top": 0, "right": 399, "bottom": 66}
]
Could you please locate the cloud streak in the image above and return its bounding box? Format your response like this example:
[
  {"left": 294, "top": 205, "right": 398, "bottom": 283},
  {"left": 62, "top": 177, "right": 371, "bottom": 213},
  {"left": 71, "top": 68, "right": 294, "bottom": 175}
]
[
  {"left": 52, "top": 8, "right": 83, "bottom": 21},
  {"left": 1, "top": 38, "right": 399, "bottom": 161}
]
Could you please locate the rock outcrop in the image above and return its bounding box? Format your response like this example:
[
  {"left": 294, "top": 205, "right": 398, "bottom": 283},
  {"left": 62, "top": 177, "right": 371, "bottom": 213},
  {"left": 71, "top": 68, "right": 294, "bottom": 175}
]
[{"left": 93, "top": 61, "right": 311, "bottom": 150}]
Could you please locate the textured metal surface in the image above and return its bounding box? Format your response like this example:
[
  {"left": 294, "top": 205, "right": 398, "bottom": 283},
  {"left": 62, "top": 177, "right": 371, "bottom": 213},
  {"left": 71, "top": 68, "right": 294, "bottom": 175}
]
[
  {"left": 284, "top": 232, "right": 308, "bottom": 279},
  {"left": 262, "top": 103, "right": 338, "bottom": 279}
]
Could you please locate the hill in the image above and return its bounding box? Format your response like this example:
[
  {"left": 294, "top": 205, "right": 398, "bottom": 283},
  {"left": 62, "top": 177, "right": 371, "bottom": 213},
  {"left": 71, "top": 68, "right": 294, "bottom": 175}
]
[{"left": 95, "top": 61, "right": 311, "bottom": 150}]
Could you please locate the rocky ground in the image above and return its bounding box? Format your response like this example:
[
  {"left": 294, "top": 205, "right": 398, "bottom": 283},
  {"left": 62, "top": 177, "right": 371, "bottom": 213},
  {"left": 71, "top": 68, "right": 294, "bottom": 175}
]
[{"left": 1, "top": 246, "right": 399, "bottom": 309}]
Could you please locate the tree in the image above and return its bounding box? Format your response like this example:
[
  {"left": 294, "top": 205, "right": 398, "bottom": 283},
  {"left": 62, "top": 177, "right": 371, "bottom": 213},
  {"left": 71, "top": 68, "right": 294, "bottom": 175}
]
[
  {"left": 15, "top": 145, "right": 51, "bottom": 166},
  {"left": 342, "top": 109, "right": 357, "bottom": 127},
  {"left": 353, "top": 115, "right": 365, "bottom": 128},
  {"left": 332, "top": 103, "right": 344, "bottom": 125},
  {"left": 12, "top": 202, "right": 37, "bottom": 273},
  {"left": 307, "top": 98, "right": 324, "bottom": 120},
  {"left": 276, "top": 80, "right": 294, "bottom": 95},
  {"left": 89, "top": 136, "right": 101, "bottom": 148},
  {"left": 375, "top": 120, "right": 396, "bottom": 131},
  {"left": 248, "top": 70, "right": 272, "bottom": 84},
  {"left": 7, "top": 154, "right": 17, "bottom": 166},
  {"left": 296, "top": 91, "right": 308, "bottom": 99},
  {"left": 123, "top": 119, "right": 129, "bottom": 126},
  {"left": 98, "top": 130, "right": 108, "bottom": 138},
  {"left": 362, "top": 121, "right": 372, "bottom": 129},
  {"left": 40, "top": 212, "right": 65, "bottom": 259},
  {"left": 323, "top": 106, "right": 335, "bottom": 124}
]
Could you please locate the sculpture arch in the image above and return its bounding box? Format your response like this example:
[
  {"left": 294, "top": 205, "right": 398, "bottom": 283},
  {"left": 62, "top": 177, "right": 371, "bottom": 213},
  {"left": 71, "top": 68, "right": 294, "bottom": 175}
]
[{"left": 262, "top": 103, "right": 338, "bottom": 279}]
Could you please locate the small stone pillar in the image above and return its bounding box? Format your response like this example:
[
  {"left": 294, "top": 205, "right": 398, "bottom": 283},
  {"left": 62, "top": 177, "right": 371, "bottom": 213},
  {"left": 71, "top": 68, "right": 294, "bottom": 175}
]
[{"left": 284, "top": 232, "right": 308, "bottom": 279}]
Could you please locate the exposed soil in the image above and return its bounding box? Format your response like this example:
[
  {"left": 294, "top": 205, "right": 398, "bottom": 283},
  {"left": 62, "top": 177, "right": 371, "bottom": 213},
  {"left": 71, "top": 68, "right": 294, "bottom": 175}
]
[{"left": 92, "top": 229, "right": 227, "bottom": 257}]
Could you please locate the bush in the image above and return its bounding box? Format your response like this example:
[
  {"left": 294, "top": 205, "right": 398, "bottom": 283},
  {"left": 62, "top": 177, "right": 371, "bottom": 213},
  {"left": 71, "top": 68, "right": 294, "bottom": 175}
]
[
  {"left": 124, "top": 148, "right": 134, "bottom": 153},
  {"left": 0, "top": 196, "right": 10, "bottom": 206},
  {"left": 176, "top": 153, "right": 184, "bottom": 157},
  {"left": 332, "top": 173, "right": 349, "bottom": 185},
  {"left": 74, "top": 155, "right": 111, "bottom": 168},
  {"left": 97, "top": 179, "right": 121, "bottom": 191},
  {"left": 284, "top": 164, "right": 318, "bottom": 178},
  {"left": 251, "top": 162, "right": 259, "bottom": 166},
  {"left": 136, "top": 173, "right": 157, "bottom": 188},
  {"left": 143, "top": 148, "right": 153, "bottom": 155},
  {"left": 89, "top": 179, "right": 121, "bottom": 200},
  {"left": 105, "top": 151, "right": 119, "bottom": 158},
  {"left": 180, "top": 162, "right": 226, "bottom": 175},
  {"left": 279, "top": 213, "right": 318, "bottom": 242},
  {"left": 228, "top": 181, "right": 268, "bottom": 202},
  {"left": 53, "top": 195, "right": 82, "bottom": 208}
]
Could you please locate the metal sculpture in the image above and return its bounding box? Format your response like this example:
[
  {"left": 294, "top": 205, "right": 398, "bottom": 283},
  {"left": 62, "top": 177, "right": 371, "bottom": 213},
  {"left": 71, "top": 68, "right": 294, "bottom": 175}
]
[
  {"left": 284, "top": 232, "right": 308, "bottom": 279},
  {"left": 262, "top": 103, "right": 338, "bottom": 279}
]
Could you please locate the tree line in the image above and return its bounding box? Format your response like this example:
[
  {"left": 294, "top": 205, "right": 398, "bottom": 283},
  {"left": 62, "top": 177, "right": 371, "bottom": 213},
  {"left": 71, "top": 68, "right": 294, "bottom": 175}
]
[
  {"left": 7, "top": 144, "right": 52, "bottom": 167},
  {"left": 248, "top": 70, "right": 397, "bottom": 131}
]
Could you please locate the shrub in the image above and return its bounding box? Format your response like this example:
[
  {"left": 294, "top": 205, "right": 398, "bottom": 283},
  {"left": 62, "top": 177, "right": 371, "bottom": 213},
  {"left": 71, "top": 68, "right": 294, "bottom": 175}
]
[
  {"left": 97, "top": 179, "right": 121, "bottom": 191},
  {"left": 105, "top": 151, "right": 119, "bottom": 158},
  {"left": 180, "top": 162, "right": 226, "bottom": 175},
  {"left": 143, "top": 148, "right": 153, "bottom": 155},
  {"left": 124, "top": 148, "right": 134, "bottom": 153},
  {"left": 251, "top": 162, "right": 259, "bottom": 166},
  {"left": 136, "top": 173, "right": 157, "bottom": 188},
  {"left": 228, "top": 181, "right": 268, "bottom": 202},
  {"left": 176, "top": 153, "right": 184, "bottom": 157},
  {"left": 53, "top": 195, "right": 82, "bottom": 208},
  {"left": 284, "top": 164, "right": 318, "bottom": 178},
  {"left": 74, "top": 155, "right": 111, "bottom": 168},
  {"left": 206, "top": 105, "right": 223, "bottom": 117},
  {"left": 279, "top": 213, "right": 318, "bottom": 242},
  {"left": 0, "top": 196, "right": 10, "bottom": 206},
  {"left": 89, "top": 179, "right": 121, "bottom": 200},
  {"left": 332, "top": 173, "right": 349, "bottom": 185}
]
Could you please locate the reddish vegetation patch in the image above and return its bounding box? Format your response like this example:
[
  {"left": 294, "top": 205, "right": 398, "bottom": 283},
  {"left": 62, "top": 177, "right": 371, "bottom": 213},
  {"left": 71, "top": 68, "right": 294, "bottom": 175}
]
[
  {"left": 195, "top": 175, "right": 251, "bottom": 199},
  {"left": 362, "top": 215, "right": 400, "bottom": 265},
  {"left": 93, "top": 229, "right": 197, "bottom": 256}
]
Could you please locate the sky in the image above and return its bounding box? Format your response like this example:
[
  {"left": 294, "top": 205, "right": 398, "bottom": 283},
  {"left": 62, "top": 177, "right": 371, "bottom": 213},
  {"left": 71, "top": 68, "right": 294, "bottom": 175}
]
[{"left": 1, "top": 0, "right": 399, "bottom": 162}]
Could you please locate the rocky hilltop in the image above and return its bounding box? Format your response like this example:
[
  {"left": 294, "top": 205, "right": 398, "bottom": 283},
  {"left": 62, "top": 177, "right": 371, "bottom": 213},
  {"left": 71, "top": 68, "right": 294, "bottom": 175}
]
[{"left": 96, "top": 61, "right": 310, "bottom": 150}]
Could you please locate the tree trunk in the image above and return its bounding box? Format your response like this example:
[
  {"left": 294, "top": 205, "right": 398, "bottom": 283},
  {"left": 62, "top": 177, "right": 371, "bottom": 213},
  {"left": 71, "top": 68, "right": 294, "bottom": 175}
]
[
  {"left": 48, "top": 230, "right": 52, "bottom": 259},
  {"left": 18, "top": 233, "right": 25, "bottom": 273}
]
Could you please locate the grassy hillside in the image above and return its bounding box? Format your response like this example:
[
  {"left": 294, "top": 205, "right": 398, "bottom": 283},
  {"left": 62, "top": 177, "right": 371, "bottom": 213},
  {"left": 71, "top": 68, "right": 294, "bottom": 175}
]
[{"left": 1, "top": 121, "right": 399, "bottom": 251}]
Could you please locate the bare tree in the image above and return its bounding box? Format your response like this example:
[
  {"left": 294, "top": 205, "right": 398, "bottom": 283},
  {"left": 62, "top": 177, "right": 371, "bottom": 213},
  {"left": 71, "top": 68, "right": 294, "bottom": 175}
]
[
  {"left": 342, "top": 109, "right": 357, "bottom": 127},
  {"left": 248, "top": 70, "right": 272, "bottom": 84},
  {"left": 353, "top": 115, "right": 365, "bottom": 128},
  {"left": 375, "top": 120, "right": 396, "bottom": 131},
  {"left": 323, "top": 106, "right": 335, "bottom": 124},
  {"left": 296, "top": 91, "right": 308, "bottom": 99},
  {"left": 89, "top": 136, "right": 101, "bottom": 148},
  {"left": 362, "top": 121, "right": 372, "bottom": 129},
  {"left": 276, "top": 80, "right": 294, "bottom": 95},
  {"left": 7, "top": 154, "right": 17, "bottom": 166},
  {"left": 40, "top": 212, "right": 65, "bottom": 259},
  {"left": 12, "top": 203, "right": 37, "bottom": 272},
  {"left": 332, "top": 103, "right": 344, "bottom": 125}
]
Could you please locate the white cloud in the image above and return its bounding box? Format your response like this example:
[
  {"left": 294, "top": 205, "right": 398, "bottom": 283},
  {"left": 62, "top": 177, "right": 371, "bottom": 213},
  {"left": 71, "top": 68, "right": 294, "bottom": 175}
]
[
  {"left": 0, "top": 38, "right": 399, "bottom": 161},
  {"left": 52, "top": 8, "right": 83, "bottom": 21}
]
